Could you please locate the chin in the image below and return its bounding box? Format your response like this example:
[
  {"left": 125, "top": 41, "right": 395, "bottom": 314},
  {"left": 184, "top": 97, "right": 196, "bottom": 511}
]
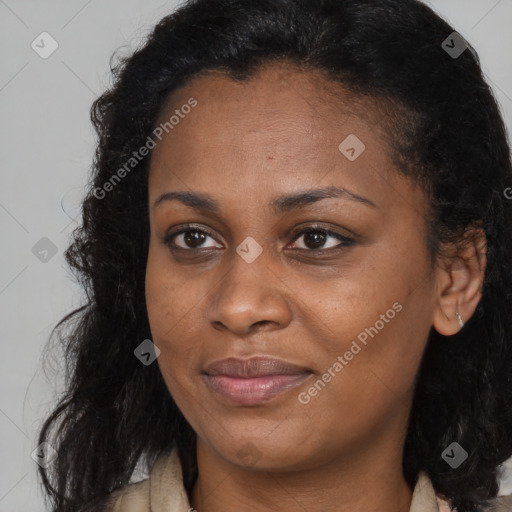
[{"left": 201, "top": 428, "right": 320, "bottom": 472}]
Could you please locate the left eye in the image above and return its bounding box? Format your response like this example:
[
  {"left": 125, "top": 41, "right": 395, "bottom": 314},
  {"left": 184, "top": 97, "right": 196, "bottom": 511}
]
[{"left": 289, "top": 228, "right": 354, "bottom": 251}]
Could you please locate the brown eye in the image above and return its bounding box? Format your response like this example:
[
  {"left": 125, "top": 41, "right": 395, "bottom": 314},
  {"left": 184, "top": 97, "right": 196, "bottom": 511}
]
[
  {"left": 164, "top": 225, "right": 222, "bottom": 250},
  {"left": 289, "top": 227, "right": 354, "bottom": 251}
]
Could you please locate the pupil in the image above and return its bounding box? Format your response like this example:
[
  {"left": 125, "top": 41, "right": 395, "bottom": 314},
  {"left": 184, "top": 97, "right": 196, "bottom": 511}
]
[
  {"left": 185, "top": 230, "right": 206, "bottom": 248},
  {"left": 305, "top": 231, "right": 326, "bottom": 249}
]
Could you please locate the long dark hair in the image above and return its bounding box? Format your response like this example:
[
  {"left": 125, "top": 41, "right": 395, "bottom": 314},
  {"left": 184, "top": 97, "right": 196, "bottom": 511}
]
[{"left": 37, "top": 1, "right": 512, "bottom": 511}]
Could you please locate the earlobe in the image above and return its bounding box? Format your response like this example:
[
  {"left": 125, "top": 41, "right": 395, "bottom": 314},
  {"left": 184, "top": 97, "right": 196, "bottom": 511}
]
[{"left": 432, "top": 228, "right": 486, "bottom": 336}]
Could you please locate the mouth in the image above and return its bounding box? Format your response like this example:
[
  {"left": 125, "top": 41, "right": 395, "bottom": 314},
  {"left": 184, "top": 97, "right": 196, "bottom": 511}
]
[{"left": 203, "top": 356, "right": 313, "bottom": 406}]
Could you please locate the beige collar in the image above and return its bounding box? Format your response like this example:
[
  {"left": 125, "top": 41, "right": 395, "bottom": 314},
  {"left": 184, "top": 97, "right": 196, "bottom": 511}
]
[{"left": 109, "top": 448, "right": 451, "bottom": 511}]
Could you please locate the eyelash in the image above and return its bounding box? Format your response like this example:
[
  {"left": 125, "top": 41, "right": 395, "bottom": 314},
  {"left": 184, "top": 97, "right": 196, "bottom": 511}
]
[{"left": 163, "top": 223, "right": 355, "bottom": 254}]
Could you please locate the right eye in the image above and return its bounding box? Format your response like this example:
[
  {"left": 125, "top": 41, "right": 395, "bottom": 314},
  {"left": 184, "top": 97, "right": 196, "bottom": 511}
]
[{"left": 163, "top": 224, "right": 223, "bottom": 251}]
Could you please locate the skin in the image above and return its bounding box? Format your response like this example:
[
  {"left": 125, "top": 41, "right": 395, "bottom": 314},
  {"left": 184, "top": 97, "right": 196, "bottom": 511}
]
[{"left": 145, "top": 61, "right": 486, "bottom": 512}]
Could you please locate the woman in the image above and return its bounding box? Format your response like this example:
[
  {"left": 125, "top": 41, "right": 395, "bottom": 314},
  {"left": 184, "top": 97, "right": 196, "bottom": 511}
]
[{"left": 37, "top": 0, "right": 512, "bottom": 511}]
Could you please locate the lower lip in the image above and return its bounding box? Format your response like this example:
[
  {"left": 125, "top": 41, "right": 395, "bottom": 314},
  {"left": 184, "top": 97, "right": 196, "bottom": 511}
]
[{"left": 205, "top": 373, "right": 312, "bottom": 405}]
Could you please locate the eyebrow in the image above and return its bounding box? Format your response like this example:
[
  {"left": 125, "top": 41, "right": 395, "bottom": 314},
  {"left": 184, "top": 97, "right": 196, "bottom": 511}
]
[{"left": 152, "top": 186, "right": 378, "bottom": 214}]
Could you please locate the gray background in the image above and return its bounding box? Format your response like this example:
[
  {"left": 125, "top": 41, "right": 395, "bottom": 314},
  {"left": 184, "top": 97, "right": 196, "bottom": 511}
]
[{"left": 1, "top": 0, "right": 511, "bottom": 510}]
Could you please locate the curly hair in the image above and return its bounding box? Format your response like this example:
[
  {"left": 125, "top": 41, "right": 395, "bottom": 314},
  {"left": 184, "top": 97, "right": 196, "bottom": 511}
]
[{"left": 37, "top": 0, "right": 512, "bottom": 511}]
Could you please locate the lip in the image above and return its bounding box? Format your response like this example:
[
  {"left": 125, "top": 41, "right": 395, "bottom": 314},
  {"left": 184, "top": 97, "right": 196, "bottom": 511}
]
[{"left": 203, "top": 356, "right": 313, "bottom": 405}]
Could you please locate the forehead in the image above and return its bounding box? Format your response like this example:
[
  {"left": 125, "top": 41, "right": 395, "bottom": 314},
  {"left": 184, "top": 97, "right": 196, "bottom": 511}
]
[
  {"left": 154, "top": 61, "right": 386, "bottom": 146},
  {"left": 147, "top": 61, "right": 416, "bottom": 216}
]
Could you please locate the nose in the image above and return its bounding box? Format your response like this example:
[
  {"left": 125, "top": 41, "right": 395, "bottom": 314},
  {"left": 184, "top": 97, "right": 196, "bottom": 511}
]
[{"left": 207, "top": 247, "right": 293, "bottom": 336}]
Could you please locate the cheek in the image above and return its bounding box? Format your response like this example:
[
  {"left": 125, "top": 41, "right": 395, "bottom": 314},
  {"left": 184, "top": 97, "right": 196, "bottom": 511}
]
[
  {"left": 145, "top": 255, "right": 201, "bottom": 415},
  {"left": 145, "top": 251, "right": 214, "bottom": 437},
  {"left": 145, "top": 243, "right": 198, "bottom": 340},
  {"left": 144, "top": 242, "right": 216, "bottom": 387},
  {"left": 303, "top": 240, "right": 433, "bottom": 399},
  {"left": 145, "top": 250, "right": 194, "bottom": 395}
]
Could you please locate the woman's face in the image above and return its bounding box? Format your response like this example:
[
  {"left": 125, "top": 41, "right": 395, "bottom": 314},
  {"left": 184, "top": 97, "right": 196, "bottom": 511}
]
[{"left": 145, "top": 62, "right": 439, "bottom": 471}]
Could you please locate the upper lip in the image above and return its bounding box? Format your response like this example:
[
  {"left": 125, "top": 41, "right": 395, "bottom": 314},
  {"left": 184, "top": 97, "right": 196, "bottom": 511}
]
[{"left": 204, "top": 356, "right": 311, "bottom": 378}]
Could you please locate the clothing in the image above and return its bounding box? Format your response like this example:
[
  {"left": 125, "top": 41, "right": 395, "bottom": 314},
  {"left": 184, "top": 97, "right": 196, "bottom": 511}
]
[{"left": 101, "top": 449, "right": 510, "bottom": 512}]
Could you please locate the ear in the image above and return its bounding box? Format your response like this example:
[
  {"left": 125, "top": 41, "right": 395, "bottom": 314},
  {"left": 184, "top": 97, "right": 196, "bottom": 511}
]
[{"left": 432, "top": 227, "right": 487, "bottom": 336}]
